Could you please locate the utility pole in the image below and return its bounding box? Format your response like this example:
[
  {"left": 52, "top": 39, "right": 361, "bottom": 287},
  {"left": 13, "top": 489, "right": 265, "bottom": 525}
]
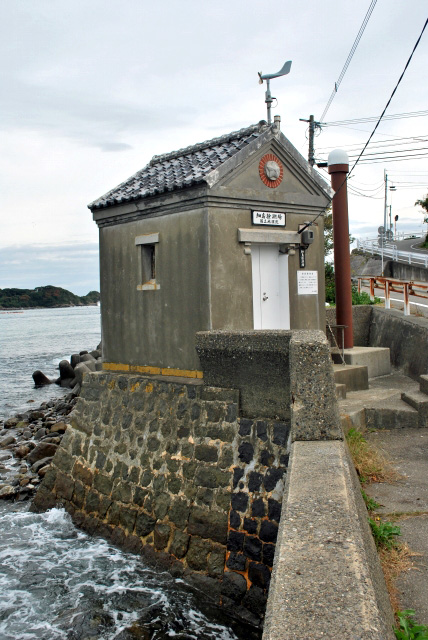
[{"left": 299, "top": 115, "right": 319, "bottom": 167}]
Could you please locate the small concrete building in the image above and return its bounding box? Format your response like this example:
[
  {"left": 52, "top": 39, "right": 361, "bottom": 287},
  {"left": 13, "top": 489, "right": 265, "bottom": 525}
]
[{"left": 89, "top": 120, "right": 331, "bottom": 375}]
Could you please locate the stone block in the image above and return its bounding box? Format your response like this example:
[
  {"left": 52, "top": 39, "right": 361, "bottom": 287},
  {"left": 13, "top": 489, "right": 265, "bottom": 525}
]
[
  {"left": 220, "top": 571, "right": 247, "bottom": 603},
  {"left": 187, "top": 507, "right": 228, "bottom": 544},
  {"left": 135, "top": 512, "right": 156, "bottom": 538}
]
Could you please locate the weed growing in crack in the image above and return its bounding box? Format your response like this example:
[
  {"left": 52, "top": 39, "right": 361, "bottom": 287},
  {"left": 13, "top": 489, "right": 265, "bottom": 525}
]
[{"left": 394, "top": 609, "right": 428, "bottom": 639}]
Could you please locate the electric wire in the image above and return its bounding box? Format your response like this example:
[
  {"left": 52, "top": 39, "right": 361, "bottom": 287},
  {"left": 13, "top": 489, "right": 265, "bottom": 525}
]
[
  {"left": 319, "top": 0, "right": 378, "bottom": 122},
  {"left": 323, "top": 109, "right": 428, "bottom": 126},
  {"left": 301, "top": 16, "right": 428, "bottom": 234}
]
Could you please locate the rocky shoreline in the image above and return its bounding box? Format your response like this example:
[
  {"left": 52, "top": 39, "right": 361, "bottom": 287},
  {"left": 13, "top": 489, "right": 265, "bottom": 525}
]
[{"left": 0, "top": 346, "right": 102, "bottom": 502}]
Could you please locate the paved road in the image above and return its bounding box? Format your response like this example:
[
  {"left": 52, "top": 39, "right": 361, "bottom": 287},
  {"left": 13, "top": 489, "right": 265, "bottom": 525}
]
[
  {"left": 365, "top": 428, "right": 428, "bottom": 626},
  {"left": 394, "top": 237, "right": 428, "bottom": 254}
]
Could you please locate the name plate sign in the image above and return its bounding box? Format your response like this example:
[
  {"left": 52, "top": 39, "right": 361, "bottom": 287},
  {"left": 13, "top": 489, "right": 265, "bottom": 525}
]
[
  {"left": 252, "top": 211, "right": 286, "bottom": 227},
  {"left": 297, "top": 270, "right": 318, "bottom": 295}
]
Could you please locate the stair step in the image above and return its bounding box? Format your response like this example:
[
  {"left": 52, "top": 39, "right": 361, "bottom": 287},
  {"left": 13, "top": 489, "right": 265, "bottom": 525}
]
[
  {"left": 401, "top": 390, "right": 428, "bottom": 427},
  {"left": 335, "top": 383, "right": 347, "bottom": 399},
  {"left": 401, "top": 390, "right": 428, "bottom": 411},
  {"left": 365, "top": 401, "right": 419, "bottom": 430},
  {"left": 420, "top": 374, "right": 428, "bottom": 395},
  {"left": 333, "top": 364, "right": 369, "bottom": 392}
]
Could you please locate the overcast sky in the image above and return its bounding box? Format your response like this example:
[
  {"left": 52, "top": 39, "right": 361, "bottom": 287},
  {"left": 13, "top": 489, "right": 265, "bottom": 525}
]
[{"left": 1, "top": 0, "right": 427, "bottom": 294}]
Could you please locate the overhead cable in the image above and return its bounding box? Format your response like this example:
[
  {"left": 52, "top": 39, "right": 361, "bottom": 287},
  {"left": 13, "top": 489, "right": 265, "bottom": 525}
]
[
  {"left": 348, "top": 16, "right": 428, "bottom": 178},
  {"left": 323, "top": 109, "right": 428, "bottom": 127},
  {"left": 319, "top": 0, "right": 377, "bottom": 122}
]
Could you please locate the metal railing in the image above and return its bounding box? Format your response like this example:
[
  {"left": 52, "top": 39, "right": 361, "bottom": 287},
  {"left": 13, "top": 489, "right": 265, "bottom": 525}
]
[
  {"left": 358, "top": 276, "right": 428, "bottom": 315},
  {"left": 357, "top": 237, "right": 428, "bottom": 268}
]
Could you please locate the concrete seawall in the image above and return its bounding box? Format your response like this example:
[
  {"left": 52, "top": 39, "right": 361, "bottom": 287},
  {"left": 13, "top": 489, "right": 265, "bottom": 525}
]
[{"left": 32, "top": 329, "right": 395, "bottom": 635}]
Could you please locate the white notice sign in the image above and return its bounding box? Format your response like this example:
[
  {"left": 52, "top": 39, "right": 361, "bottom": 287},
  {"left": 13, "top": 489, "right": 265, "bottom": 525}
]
[
  {"left": 297, "top": 270, "right": 318, "bottom": 295},
  {"left": 252, "top": 211, "right": 286, "bottom": 226}
]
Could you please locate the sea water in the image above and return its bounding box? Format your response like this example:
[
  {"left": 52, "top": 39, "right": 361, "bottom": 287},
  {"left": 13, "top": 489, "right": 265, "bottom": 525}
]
[{"left": 0, "top": 307, "right": 250, "bottom": 639}]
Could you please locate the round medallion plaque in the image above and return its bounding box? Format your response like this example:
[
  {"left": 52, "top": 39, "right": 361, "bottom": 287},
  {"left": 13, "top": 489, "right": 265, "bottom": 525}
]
[{"left": 259, "top": 153, "right": 284, "bottom": 188}]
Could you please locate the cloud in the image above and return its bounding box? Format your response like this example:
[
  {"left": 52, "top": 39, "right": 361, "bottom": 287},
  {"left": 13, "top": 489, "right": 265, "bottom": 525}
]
[{"left": 0, "top": 243, "right": 99, "bottom": 296}]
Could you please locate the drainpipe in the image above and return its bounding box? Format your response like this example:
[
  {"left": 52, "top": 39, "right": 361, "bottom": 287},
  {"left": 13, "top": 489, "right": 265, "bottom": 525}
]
[{"left": 328, "top": 149, "right": 353, "bottom": 349}]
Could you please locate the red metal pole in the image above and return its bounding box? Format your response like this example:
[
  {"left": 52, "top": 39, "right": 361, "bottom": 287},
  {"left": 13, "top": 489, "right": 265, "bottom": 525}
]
[{"left": 328, "top": 151, "right": 353, "bottom": 349}]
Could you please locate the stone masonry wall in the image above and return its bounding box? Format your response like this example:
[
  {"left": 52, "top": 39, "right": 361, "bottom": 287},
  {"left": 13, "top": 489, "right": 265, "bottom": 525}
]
[{"left": 33, "top": 371, "right": 289, "bottom": 626}]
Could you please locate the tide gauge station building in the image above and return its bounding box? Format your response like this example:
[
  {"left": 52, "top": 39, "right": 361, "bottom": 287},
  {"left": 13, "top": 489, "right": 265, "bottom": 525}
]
[{"left": 89, "top": 119, "right": 331, "bottom": 376}]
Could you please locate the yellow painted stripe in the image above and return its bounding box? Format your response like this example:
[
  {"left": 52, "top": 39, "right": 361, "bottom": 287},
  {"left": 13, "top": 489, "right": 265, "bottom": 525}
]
[
  {"left": 102, "top": 362, "right": 203, "bottom": 379},
  {"left": 130, "top": 365, "right": 161, "bottom": 375},
  {"left": 103, "top": 362, "right": 130, "bottom": 372}
]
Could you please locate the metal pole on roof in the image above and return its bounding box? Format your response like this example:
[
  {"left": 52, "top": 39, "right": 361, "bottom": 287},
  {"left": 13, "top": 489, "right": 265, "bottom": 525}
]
[{"left": 258, "top": 60, "right": 292, "bottom": 125}]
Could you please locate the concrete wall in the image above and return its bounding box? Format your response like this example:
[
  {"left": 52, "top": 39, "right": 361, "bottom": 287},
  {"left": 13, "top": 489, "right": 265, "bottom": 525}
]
[
  {"left": 370, "top": 307, "right": 428, "bottom": 378},
  {"left": 326, "top": 305, "right": 372, "bottom": 347},
  {"left": 384, "top": 260, "right": 428, "bottom": 283},
  {"left": 99, "top": 207, "right": 210, "bottom": 372}
]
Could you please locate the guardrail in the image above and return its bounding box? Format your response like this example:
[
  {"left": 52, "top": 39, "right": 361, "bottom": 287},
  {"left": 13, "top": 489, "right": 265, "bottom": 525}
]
[
  {"left": 357, "top": 238, "right": 428, "bottom": 268},
  {"left": 358, "top": 276, "right": 428, "bottom": 315}
]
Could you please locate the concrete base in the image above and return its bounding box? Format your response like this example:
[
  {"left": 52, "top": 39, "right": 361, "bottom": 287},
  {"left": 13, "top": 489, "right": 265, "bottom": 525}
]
[
  {"left": 333, "top": 364, "right": 369, "bottom": 392},
  {"left": 332, "top": 347, "right": 391, "bottom": 378},
  {"left": 263, "top": 441, "right": 394, "bottom": 640}
]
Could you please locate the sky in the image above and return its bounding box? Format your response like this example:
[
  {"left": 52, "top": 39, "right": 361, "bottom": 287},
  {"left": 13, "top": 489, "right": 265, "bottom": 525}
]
[{"left": 1, "top": 0, "right": 428, "bottom": 295}]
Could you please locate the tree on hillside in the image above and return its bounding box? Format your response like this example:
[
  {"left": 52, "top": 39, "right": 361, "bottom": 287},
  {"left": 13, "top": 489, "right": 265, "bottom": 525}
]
[{"left": 415, "top": 194, "right": 428, "bottom": 246}]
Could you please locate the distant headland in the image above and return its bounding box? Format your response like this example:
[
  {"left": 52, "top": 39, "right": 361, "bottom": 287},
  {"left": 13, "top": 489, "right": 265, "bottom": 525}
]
[{"left": 0, "top": 285, "right": 100, "bottom": 309}]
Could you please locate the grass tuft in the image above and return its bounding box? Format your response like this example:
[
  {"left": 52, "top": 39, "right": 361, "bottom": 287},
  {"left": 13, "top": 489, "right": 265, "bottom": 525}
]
[{"left": 345, "top": 427, "right": 400, "bottom": 483}]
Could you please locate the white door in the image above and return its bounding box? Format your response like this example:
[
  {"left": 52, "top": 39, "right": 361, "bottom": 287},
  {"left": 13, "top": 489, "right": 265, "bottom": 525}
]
[{"left": 251, "top": 244, "right": 290, "bottom": 329}]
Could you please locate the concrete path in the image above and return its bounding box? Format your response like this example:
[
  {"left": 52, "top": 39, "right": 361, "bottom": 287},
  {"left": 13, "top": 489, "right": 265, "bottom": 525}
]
[
  {"left": 339, "top": 377, "right": 428, "bottom": 626},
  {"left": 365, "top": 428, "right": 428, "bottom": 625}
]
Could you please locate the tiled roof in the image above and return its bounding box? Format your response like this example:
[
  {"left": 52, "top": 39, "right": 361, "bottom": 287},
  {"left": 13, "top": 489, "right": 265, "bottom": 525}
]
[{"left": 89, "top": 121, "right": 269, "bottom": 209}]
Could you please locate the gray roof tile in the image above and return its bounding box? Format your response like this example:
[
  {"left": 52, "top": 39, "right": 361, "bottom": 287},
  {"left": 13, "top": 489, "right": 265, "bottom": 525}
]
[{"left": 89, "top": 121, "right": 269, "bottom": 210}]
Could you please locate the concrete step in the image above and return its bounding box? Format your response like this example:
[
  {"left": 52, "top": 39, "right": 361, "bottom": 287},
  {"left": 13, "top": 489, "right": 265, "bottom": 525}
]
[
  {"left": 365, "top": 399, "right": 419, "bottom": 430},
  {"left": 420, "top": 374, "right": 428, "bottom": 396},
  {"left": 401, "top": 390, "right": 428, "bottom": 427},
  {"left": 332, "top": 347, "right": 391, "bottom": 378},
  {"left": 335, "top": 383, "right": 347, "bottom": 399},
  {"left": 401, "top": 390, "right": 428, "bottom": 411},
  {"left": 333, "top": 364, "right": 369, "bottom": 392}
]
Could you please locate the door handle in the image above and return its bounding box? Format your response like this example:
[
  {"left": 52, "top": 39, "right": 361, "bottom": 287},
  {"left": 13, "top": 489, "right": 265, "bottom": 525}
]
[{"left": 263, "top": 293, "right": 268, "bottom": 301}]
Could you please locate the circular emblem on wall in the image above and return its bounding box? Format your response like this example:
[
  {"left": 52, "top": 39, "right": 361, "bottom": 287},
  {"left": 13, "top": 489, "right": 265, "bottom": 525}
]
[{"left": 259, "top": 153, "right": 284, "bottom": 188}]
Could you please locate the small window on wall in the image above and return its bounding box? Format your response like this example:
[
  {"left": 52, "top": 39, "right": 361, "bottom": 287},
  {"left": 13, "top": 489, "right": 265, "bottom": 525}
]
[{"left": 135, "top": 233, "right": 160, "bottom": 290}]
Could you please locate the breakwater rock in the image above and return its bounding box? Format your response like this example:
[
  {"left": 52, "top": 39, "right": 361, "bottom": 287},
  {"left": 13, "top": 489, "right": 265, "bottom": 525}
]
[
  {"left": 0, "top": 345, "right": 102, "bottom": 502},
  {"left": 32, "top": 346, "right": 103, "bottom": 390}
]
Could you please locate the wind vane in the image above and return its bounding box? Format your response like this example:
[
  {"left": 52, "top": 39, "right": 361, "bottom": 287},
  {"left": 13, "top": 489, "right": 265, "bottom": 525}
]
[{"left": 258, "top": 60, "right": 292, "bottom": 125}]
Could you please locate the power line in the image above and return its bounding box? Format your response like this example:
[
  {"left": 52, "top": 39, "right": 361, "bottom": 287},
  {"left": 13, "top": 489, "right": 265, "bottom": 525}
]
[
  {"left": 319, "top": 0, "right": 377, "bottom": 122},
  {"left": 347, "top": 16, "right": 428, "bottom": 178},
  {"left": 323, "top": 109, "right": 428, "bottom": 126},
  {"left": 318, "top": 133, "right": 428, "bottom": 152}
]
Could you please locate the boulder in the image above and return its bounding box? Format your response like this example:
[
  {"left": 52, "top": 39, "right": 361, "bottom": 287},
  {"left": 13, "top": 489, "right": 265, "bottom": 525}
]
[
  {"left": 15, "top": 445, "right": 31, "bottom": 459},
  {"left": 0, "top": 436, "right": 16, "bottom": 448},
  {"left": 32, "top": 457, "right": 53, "bottom": 473},
  {"left": 4, "top": 417, "right": 19, "bottom": 428},
  {"left": 27, "top": 442, "right": 58, "bottom": 465},
  {"left": 32, "top": 371, "right": 53, "bottom": 386},
  {"left": 0, "top": 485, "right": 17, "bottom": 499},
  {"left": 50, "top": 422, "right": 68, "bottom": 434},
  {"left": 90, "top": 349, "right": 101, "bottom": 359}
]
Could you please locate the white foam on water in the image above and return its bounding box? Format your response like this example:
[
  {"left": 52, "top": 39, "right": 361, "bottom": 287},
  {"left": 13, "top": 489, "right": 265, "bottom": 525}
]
[{"left": 0, "top": 504, "right": 241, "bottom": 640}]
